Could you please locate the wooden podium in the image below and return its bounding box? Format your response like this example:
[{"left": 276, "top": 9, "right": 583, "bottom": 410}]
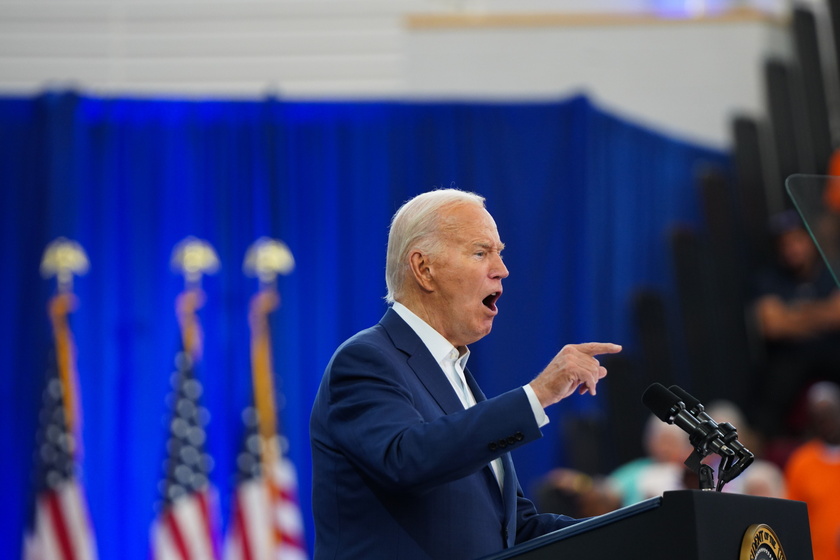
[{"left": 482, "top": 490, "right": 812, "bottom": 559}]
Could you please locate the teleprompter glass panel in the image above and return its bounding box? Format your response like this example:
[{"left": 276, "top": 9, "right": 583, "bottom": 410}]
[{"left": 786, "top": 174, "right": 840, "bottom": 288}]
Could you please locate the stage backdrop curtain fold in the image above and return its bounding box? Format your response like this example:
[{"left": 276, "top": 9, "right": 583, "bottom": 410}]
[{"left": 0, "top": 91, "right": 728, "bottom": 560}]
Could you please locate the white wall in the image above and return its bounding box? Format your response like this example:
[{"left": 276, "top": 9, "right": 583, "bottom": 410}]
[
  {"left": 405, "top": 12, "right": 791, "bottom": 146},
  {"left": 0, "top": 1, "right": 800, "bottom": 146}
]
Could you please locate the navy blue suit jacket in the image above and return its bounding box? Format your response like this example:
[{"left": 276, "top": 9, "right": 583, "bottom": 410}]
[{"left": 310, "top": 308, "right": 579, "bottom": 559}]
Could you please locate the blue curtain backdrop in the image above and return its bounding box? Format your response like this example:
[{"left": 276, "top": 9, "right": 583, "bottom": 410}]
[{"left": 0, "top": 91, "right": 728, "bottom": 559}]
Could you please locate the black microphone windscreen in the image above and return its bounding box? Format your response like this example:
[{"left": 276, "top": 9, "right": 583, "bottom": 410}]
[
  {"left": 669, "top": 385, "right": 701, "bottom": 411},
  {"left": 642, "top": 382, "right": 681, "bottom": 423}
]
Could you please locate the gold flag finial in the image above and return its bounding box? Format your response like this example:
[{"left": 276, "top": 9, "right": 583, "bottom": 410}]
[
  {"left": 171, "top": 236, "right": 220, "bottom": 286},
  {"left": 40, "top": 237, "right": 89, "bottom": 293},
  {"left": 243, "top": 237, "right": 295, "bottom": 285}
]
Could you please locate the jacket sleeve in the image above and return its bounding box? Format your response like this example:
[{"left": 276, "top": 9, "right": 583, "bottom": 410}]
[
  {"left": 322, "top": 337, "right": 544, "bottom": 494},
  {"left": 513, "top": 486, "right": 583, "bottom": 543}
]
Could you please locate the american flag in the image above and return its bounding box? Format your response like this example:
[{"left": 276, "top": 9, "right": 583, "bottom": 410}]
[
  {"left": 22, "top": 359, "right": 98, "bottom": 560},
  {"left": 224, "top": 407, "right": 307, "bottom": 560},
  {"left": 150, "top": 350, "right": 222, "bottom": 560},
  {"left": 223, "top": 283, "right": 307, "bottom": 560}
]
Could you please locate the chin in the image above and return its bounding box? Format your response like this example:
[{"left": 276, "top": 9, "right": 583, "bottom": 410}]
[
  {"left": 476, "top": 324, "right": 494, "bottom": 341},
  {"left": 461, "top": 330, "right": 491, "bottom": 346}
]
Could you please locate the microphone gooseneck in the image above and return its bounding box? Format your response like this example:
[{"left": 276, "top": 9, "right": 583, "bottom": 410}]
[
  {"left": 668, "top": 385, "right": 755, "bottom": 489},
  {"left": 642, "top": 383, "right": 753, "bottom": 491}
]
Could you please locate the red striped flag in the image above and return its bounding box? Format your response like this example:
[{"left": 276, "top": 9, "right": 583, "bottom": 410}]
[
  {"left": 223, "top": 281, "right": 307, "bottom": 560},
  {"left": 23, "top": 293, "right": 98, "bottom": 560},
  {"left": 224, "top": 410, "right": 307, "bottom": 560},
  {"left": 23, "top": 478, "right": 98, "bottom": 560},
  {"left": 150, "top": 288, "right": 222, "bottom": 560},
  {"left": 151, "top": 484, "right": 221, "bottom": 560}
]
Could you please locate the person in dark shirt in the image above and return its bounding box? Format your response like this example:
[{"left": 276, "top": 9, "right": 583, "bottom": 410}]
[{"left": 751, "top": 210, "right": 840, "bottom": 439}]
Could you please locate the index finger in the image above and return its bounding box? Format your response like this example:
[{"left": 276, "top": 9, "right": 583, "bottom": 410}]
[{"left": 574, "top": 342, "right": 622, "bottom": 356}]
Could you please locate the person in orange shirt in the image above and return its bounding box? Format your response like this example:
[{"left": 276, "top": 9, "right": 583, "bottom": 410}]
[{"left": 784, "top": 381, "right": 840, "bottom": 560}]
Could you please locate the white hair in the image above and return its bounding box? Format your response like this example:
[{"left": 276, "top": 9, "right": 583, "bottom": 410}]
[
  {"left": 385, "top": 189, "right": 485, "bottom": 304},
  {"left": 740, "top": 460, "right": 786, "bottom": 498},
  {"left": 807, "top": 381, "right": 840, "bottom": 407},
  {"left": 704, "top": 400, "right": 746, "bottom": 429}
]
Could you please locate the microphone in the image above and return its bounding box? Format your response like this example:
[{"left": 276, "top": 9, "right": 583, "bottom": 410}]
[
  {"left": 641, "top": 383, "right": 734, "bottom": 459},
  {"left": 668, "top": 385, "right": 754, "bottom": 483},
  {"left": 668, "top": 385, "right": 741, "bottom": 445}
]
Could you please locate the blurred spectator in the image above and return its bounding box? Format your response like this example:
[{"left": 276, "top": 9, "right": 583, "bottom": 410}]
[
  {"left": 634, "top": 460, "right": 690, "bottom": 500},
  {"left": 784, "top": 381, "right": 840, "bottom": 560},
  {"left": 534, "top": 469, "right": 622, "bottom": 518},
  {"left": 607, "top": 414, "right": 693, "bottom": 506},
  {"left": 749, "top": 210, "right": 840, "bottom": 439},
  {"left": 705, "top": 399, "right": 761, "bottom": 455},
  {"left": 739, "top": 460, "right": 786, "bottom": 498},
  {"left": 700, "top": 400, "right": 785, "bottom": 498}
]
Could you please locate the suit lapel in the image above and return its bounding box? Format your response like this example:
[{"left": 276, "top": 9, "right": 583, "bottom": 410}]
[
  {"left": 379, "top": 308, "right": 464, "bottom": 415},
  {"left": 382, "top": 309, "right": 516, "bottom": 544},
  {"left": 464, "top": 367, "right": 486, "bottom": 402}
]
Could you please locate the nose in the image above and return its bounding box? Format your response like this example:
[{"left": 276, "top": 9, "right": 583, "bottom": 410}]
[{"left": 492, "top": 253, "right": 509, "bottom": 279}]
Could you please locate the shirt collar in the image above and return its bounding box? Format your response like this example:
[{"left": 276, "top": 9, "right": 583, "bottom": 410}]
[{"left": 391, "top": 302, "right": 470, "bottom": 368}]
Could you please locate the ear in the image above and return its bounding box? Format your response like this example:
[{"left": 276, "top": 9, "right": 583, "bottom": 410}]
[{"left": 408, "top": 250, "right": 435, "bottom": 293}]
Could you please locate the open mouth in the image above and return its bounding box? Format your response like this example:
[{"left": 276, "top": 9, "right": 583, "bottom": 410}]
[{"left": 482, "top": 292, "right": 501, "bottom": 312}]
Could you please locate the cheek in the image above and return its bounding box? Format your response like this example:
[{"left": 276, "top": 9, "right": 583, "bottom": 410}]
[{"left": 448, "top": 275, "right": 475, "bottom": 295}]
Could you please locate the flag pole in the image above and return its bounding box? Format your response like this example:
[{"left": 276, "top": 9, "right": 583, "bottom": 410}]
[
  {"left": 249, "top": 285, "right": 280, "bottom": 462},
  {"left": 154, "top": 236, "right": 221, "bottom": 560},
  {"left": 26, "top": 237, "right": 98, "bottom": 560},
  {"left": 171, "top": 236, "right": 220, "bottom": 359},
  {"left": 40, "top": 237, "right": 89, "bottom": 459},
  {"left": 244, "top": 237, "right": 295, "bottom": 462},
  {"left": 244, "top": 237, "right": 295, "bottom": 550}
]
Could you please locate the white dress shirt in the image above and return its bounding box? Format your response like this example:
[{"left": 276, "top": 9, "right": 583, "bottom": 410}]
[{"left": 392, "top": 302, "right": 549, "bottom": 490}]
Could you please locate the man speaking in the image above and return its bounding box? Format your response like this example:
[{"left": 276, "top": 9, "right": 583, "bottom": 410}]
[{"left": 310, "top": 189, "right": 621, "bottom": 559}]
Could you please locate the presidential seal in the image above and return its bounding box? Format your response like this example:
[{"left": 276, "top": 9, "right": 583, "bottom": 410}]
[{"left": 741, "top": 524, "right": 786, "bottom": 560}]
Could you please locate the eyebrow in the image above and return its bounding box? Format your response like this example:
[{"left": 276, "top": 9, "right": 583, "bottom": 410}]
[{"left": 474, "top": 241, "right": 505, "bottom": 252}]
